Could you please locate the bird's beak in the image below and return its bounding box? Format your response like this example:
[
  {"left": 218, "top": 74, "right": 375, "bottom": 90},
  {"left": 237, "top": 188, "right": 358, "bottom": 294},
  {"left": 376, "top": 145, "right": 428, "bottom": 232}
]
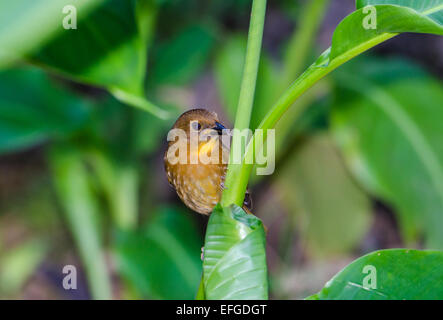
[{"left": 213, "top": 121, "right": 226, "bottom": 135}]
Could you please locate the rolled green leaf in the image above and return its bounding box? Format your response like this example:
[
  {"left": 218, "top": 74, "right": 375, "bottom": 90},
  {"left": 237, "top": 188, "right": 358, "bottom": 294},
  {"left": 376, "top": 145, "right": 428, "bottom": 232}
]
[{"left": 203, "top": 204, "right": 268, "bottom": 300}]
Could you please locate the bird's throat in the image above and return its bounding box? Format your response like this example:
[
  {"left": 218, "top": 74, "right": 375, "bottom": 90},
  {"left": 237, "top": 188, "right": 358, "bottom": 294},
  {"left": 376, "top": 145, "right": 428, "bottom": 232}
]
[{"left": 198, "top": 138, "right": 218, "bottom": 157}]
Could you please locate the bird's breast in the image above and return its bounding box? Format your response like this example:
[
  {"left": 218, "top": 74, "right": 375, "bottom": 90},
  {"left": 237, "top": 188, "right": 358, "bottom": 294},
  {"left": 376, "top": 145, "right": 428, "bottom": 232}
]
[
  {"left": 168, "top": 162, "right": 226, "bottom": 214},
  {"left": 165, "top": 137, "right": 230, "bottom": 215}
]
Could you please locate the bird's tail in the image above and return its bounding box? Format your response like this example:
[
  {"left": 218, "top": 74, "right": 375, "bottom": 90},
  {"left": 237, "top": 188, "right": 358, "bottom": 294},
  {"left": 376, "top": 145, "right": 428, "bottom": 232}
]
[
  {"left": 242, "top": 194, "right": 268, "bottom": 233},
  {"left": 242, "top": 204, "right": 253, "bottom": 214},
  {"left": 242, "top": 190, "right": 252, "bottom": 213},
  {"left": 242, "top": 204, "right": 267, "bottom": 233}
]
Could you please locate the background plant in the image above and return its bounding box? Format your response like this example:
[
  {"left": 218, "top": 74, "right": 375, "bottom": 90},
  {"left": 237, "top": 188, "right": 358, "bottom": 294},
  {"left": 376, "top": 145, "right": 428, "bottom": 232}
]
[{"left": 0, "top": 0, "right": 442, "bottom": 300}]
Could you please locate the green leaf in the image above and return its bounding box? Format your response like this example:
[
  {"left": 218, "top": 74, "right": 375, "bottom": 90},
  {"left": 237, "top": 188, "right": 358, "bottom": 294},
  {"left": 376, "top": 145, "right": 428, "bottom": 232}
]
[
  {"left": 0, "top": 67, "right": 91, "bottom": 155},
  {"left": 29, "top": 0, "right": 168, "bottom": 118},
  {"left": 278, "top": 134, "right": 372, "bottom": 257},
  {"left": 0, "top": 0, "right": 104, "bottom": 68},
  {"left": 203, "top": 204, "right": 268, "bottom": 300},
  {"left": 33, "top": 0, "right": 144, "bottom": 93},
  {"left": 331, "top": 57, "right": 443, "bottom": 248},
  {"left": 325, "top": 0, "right": 443, "bottom": 66},
  {"left": 114, "top": 206, "right": 202, "bottom": 299},
  {"left": 310, "top": 249, "right": 443, "bottom": 300},
  {"left": 88, "top": 97, "right": 171, "bottom": 157},
  {"left": 357, "top": 0, "right": 443, "bottom": 24},
  {"left": 150, "top": 24, "right": 216, "bottom": 86}
]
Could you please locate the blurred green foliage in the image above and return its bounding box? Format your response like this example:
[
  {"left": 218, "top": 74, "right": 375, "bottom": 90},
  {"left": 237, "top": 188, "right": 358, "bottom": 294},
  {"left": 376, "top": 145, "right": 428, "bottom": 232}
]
[
  {"left": 0, "top": 0, "right": 442, "bottom": 300},
  {"left": 150, "top": 24, "right": 216, "bottom": 86},
  {"left": 214, "top": 34, "right": 280, "bottom": 130},
  {"left": 0, "top": 0, "right": 104, "bottom": 68},
  {"left": 278, "top": 134, "right": 372, "bottom": 257},
  {"left": 114, "top": 207, "right": 202, "bottom": 299},
  {"left": 33, "top": 0, "right": 148, "bottom": 95},
  {"left": 332, "top": 58, "right": 443, "bottom": 248},
  {"left": 0, "top": 67, "right": 91, "bottom": 154},
  {"left": 0, "top": 240, "right": 47, "bottom": 295}
]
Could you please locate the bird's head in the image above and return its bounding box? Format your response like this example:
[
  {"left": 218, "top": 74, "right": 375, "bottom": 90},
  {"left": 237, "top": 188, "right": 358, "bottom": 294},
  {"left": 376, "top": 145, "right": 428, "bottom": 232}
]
[
  {"left": 169, "top": 108, "right": 228, "bottom": 160},
  {"left": 171, "top": 108, "right": 226, "bottom": 137}
]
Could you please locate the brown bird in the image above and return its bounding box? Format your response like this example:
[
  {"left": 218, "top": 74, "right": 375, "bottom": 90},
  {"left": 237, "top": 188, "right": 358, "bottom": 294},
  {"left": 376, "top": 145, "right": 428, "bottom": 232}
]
[{"left": 164, "top": 109, "right": 252, "bottom": 215}]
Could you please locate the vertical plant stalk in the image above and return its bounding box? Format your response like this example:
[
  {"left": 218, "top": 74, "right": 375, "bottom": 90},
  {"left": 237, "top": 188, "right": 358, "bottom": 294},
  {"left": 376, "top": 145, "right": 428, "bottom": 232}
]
[
  {"left": 49, "top": 147, "right": 112, "bottom": 299},
  {"left": 283, "top": 0, "right": 330, "bottom": 83},
  {"left": 248, "top": 0, "right": 330, "bottom": 187},
  {"left": 274, "top": 0, "right": 331, "bottom": 161},
  {"left": 87, "top": 150, "right": 139, "bottom": 231},
  {"left": 221, "top": 0, "right": 267, "bottom": 207},
  {"left": 98, "top": 0, "right": 160, "bottom": 229}
]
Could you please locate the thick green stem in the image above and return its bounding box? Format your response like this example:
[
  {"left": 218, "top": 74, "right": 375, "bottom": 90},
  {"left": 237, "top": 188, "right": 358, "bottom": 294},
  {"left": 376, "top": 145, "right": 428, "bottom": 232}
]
[
  {"left": 249, "top": 0, "right": 331, "bottom": 186},
  {"left": 226, "top": 32, "right": 397, "bottom": 206},
  {"left": 221, "top": 0, "right": 267, "bottom": 207}
]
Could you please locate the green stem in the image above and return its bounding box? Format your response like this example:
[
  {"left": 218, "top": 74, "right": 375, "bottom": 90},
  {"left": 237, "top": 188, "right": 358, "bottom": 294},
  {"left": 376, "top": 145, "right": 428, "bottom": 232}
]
[
  {"left": 136, "top": 0, "right": 158, "bottom": 86},
  {"left": 250, "top": 0, "right": 330, "bottom": 186},
  {"left": 221, "top": 0, "right": 267, "bottom": 207},
  {"left": 226, "top": 32, "right": 397, "bottom": 206}
]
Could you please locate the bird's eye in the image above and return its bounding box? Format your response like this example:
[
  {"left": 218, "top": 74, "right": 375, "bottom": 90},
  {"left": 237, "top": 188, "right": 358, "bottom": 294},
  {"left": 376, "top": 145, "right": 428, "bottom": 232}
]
[{"left": 191, "top": 121, "right": 201, "bottom": 131}]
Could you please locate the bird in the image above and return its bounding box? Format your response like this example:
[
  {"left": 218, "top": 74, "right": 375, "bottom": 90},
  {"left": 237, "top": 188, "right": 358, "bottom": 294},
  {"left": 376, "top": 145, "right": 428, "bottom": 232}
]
[{"left": 164, "top": 108, "right": 252, "bottom": 215}]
